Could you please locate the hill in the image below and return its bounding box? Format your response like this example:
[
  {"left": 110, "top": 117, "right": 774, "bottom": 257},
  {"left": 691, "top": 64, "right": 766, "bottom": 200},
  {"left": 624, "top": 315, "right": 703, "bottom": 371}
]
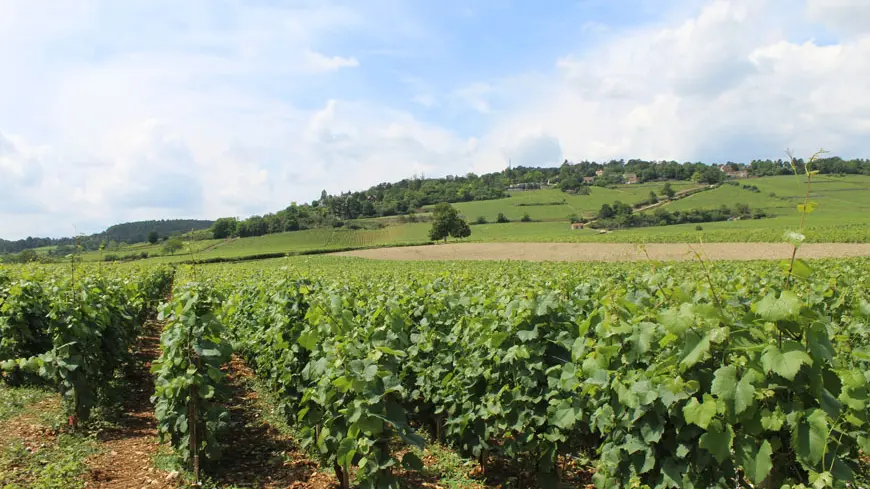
[
  {"left": 0, "top": 219, "right": 213, "bottom": 255},
  {"left": 52, "top": 175, "right": 870, "bottom": 265}
]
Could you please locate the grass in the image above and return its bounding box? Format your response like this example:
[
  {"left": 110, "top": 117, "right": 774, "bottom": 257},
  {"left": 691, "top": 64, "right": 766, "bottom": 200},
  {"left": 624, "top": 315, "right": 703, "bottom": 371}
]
[
  {"left": 48, "top": 175, "right": 867, "bottom": 266},
  {"left": 441, "top": 182, "right": 698, "bottom": 222},
  {"left": 655, "top": 175, "right": 870, "bottom": 225},
  {"left": 0, "top": 385, "right": 54, "bottom": 421},
  {"left": 0, "top": 434, "right": 99, "bottom": 489},
  {"left": 75, "top": 238, "right": 223, "bottom": 262},
  {"left": 0, "top": 385, "right": 99, "bottom": 489}
]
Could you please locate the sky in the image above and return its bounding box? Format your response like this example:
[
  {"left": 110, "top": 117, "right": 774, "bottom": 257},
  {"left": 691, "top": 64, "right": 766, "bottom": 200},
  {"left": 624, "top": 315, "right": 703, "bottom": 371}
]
[{"left": 1, "top": 0, "right": 869, "bottom": 239}]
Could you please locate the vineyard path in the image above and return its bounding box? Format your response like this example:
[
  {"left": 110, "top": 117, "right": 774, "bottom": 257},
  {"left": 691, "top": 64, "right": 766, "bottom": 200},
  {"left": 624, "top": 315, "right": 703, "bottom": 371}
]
[{"left": 85, "top": 318, "right": 177, "bottom": 489}]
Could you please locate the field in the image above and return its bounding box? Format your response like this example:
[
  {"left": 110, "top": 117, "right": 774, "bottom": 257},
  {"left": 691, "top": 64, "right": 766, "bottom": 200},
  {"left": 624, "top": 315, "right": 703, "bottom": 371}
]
[
  {"left": 2, "top": 255, "right": 870, "bottom": 489},
  {"left": 338, "top": 242, "right": 870, "bottom": 261},
  {"left": 48, "top": 175, "right": 870, "bottom": 266},
  {"left": 440, "top": 181, "right": 699, "bottom": 222}
]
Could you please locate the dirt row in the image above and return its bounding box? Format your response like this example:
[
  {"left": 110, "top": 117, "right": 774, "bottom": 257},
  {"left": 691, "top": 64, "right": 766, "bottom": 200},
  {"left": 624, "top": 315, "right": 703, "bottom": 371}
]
[{"left": 336, "top": 242, "right": 870, "bottom": 262}]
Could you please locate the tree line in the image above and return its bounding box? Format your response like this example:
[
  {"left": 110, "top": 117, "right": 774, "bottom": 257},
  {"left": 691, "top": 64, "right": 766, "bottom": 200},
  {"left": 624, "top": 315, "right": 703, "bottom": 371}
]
[
  {"left": 0, "top": 219, "right": 213, "bottom": 255},
  {"left": 589, "top": 199, "right": 767, "bottom": 230}
]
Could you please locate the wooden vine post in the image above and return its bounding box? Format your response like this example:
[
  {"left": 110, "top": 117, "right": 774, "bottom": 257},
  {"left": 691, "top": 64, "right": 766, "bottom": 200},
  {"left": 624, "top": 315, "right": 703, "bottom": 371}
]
[{"left": 189, "top": 322, "right": 200, "bottom": 482}]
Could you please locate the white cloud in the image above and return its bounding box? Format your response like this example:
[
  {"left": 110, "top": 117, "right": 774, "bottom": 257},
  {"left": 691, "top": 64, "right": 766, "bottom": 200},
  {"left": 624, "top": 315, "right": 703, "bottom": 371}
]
[
  {"left": 470, "top": 0, "right": 870, "bottom": 172},
  {"left": 806, "top": 0, "right": 870, "bottom": 36},
  {"left": 2, "top": 0, "right": 870, "bottom": 239},
  {"left": 304, "top": 50, "right": 360, "bottom": 72},
  {"left": 452, "top": 82, "right": 493, "bottom": 114}
]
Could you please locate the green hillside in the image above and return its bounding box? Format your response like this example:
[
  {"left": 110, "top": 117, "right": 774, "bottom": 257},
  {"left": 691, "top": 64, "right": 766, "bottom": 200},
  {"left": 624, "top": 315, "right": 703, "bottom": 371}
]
[
  {"left": 442, "top": 181, "right": 698, "bottom": 222},
  {"left": 654, "top": 175, "right": 870, "bottom": 227},
  {"left": 63, "top": 175, "right": 870, "bottom": 264}
]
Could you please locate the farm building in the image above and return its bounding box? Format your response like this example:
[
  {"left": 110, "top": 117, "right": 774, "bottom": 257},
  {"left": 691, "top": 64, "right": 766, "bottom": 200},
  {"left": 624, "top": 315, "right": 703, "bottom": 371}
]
[
  {"left": 571, "top": 222, "right": 585, "bottom": 230},
  {"left": 583, "top": 176, "right": 595, "bottom": 184},
  {"left": 623, "top": 173, "right": 639, "bottom": 184}
]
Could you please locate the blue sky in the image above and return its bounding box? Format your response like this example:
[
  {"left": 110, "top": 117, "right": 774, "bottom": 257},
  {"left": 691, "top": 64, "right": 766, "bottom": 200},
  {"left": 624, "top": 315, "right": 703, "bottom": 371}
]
[{"left": 1, "top": 0, "right": 869, "bottom": 239}]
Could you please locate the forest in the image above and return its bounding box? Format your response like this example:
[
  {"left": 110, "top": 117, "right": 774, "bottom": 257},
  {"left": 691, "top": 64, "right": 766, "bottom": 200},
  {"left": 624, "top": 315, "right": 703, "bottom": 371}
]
[{"left": 0, "top": 219, "right": 213, "bottom": 254}]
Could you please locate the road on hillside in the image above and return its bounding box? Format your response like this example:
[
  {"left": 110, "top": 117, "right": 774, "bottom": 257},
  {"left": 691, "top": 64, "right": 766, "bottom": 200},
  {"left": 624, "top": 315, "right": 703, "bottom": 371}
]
[{"left": 335, "top": 242, "right": 870, "bottom": 262}]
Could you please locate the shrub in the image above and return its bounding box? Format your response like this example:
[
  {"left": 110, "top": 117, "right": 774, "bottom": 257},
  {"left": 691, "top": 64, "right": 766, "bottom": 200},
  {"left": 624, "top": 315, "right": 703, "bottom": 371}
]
[
  {"left": 521, "top": 213, "right": 532, "bottom": 222},
  {"left": 496, "top": 213, "right": 510, "bottom": 223},
  {"left": 695, "top": 225, "right": 703, "bottom": 231},
  {"left": 475, "top": 216, "right": 488, "bottom": 225}
]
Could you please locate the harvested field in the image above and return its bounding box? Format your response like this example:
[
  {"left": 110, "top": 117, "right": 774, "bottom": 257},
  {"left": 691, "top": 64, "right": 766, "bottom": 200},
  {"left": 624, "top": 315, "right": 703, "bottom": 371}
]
[{"left": 335, "top": 242, "right": 870, "bottom": 262}]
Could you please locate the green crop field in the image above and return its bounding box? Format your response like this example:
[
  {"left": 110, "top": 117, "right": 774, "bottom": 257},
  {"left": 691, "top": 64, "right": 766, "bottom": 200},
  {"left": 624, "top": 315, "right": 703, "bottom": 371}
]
[
  {"left": 436, "top": 182, "right": 699, "bottom": 222},
  {"left": 657, "top": 175, "right": 870, "bottom": 225},
  {"left": 4, "top": 255, "right": 870, "bottom": 488}
]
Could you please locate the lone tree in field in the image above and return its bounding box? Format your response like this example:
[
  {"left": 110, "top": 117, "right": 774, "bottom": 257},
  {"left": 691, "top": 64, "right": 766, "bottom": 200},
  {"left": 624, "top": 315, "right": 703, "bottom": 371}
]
[
  {"left": 660, "top": 182, "right": 676, "bottom": 199},
  {"left": 163, "top": 237, "right": 184, "bottom": 255},
  {"left": 429, "top": 203, "right": 471, "bottom": 243},
  {"left": 147, "top": 231, "right": 159, "bottom": 244}
]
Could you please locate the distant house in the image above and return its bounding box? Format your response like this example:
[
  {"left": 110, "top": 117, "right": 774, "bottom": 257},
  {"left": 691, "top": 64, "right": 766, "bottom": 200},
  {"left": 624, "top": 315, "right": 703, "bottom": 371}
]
[
  {"left": 623, "top": 173, "right": 639, "bottom": 184},
  {"left": 583, "top": 176, "right": 595, "bottom": 184},
  {"left": 595, "top": 169, "right": 604, "bottom": 176},
  {"left": 725, "top": 169, "right": 749, "bottom": 179},
  {"left": 571, "top": 222, "right": 585, "bottom": 230}
]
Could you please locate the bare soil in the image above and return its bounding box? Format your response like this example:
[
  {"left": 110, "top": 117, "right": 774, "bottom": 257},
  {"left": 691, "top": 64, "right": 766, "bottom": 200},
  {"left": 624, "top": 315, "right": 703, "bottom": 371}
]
[
  {"left": 0, "top": 397, "right": 61, "bottom": 452},
  {"left": 85, "top": 319, "right": 177, "bottom": 489},
  {"left": 336, "top": 242, "right": 870, "bottom": 262},
  {"left": 215, "top": 356, "right": 336, "bottom": 489}
]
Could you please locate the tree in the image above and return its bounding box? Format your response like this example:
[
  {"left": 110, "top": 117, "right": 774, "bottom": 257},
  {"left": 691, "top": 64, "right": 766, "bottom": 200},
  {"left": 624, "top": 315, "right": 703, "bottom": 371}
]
[
  {"left": 211, "top": 218, "right": 238, "bottom": 239},
  {"left": 648, "top": 191, "right": 659, "bottom": 204},
  {"left": 18, "top": 249, "right": 38, "bottom": 263},
  {"left": 163, "top": 237, "right": 184, "bottom": 255},
  {"left": 521, "top": 213, "right": 532, "bottom": 222},
  {"left": 428, "top": 203, "right": 472, "bottom": 242},
  {"left": 147, "top": 231, "right": 159, "bottom": 244},
  {"left": 700, "top": 168, "right": 724, "bottom": 185},
  {"left": 598, "top": 204, "right": 615, "bottom": 219},
  {"left": 496, "top": 212, "right": 510, "bottom": 223},
  {"left": 661, "top": 183, "right": 676, "bottom": 199}
]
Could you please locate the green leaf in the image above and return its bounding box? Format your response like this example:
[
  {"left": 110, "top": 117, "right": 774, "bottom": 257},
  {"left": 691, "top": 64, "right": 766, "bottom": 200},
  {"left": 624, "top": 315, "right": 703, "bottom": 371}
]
[
  {"left": 200, "top": 348, "right": 222, "bottom": 358},
  {"left": 402, "top": 452, "right": 424, "bottom": 471},
  {"left": 298, "top": 330, "right": 319, "bottom": 350},
  {"left": 794, "top": 409, "right": 828, "bottom": 466},
  {"left": 661, "top": 459, "right": 686, "bottom": 489},
  {"left": 679, "top": 332, "right": 710, "bottom": 369},
  {"left": 735, "top": 372, "right": 756, "bottom": 415},
  {"left": 807, "top": 323, "right": 835, "bottom": 364},
  {"left": 683, "top": 395, "right": 717, "bottom": 429},
  {"left": 711, "top": 365, "right": 737, "bottom": 401},
  {"left": 700, "top": 422, "right": 734, "bottom": 463},
  {"left": 549, "top": 401, "right": 576, "bottom": 429},
  {"left": 762, "top": 345, "right": 812, "bottom": 380},
  {"left": 761, "top": 408, "right": 785, "bottom": 431},
  {"left": 797, "top": 201, "right": 818, "bottom": 214},
  {"left": 332, "top": 376, "right": 353, "bottom": 392},
  {"left": 783, "top": 231, "right": 806, "bottom": 248},
  {"left": 336, "top": 437, "right": 356, "bottom": 467},
  {"left": 375, "top": 346, "right": 406, "bottom": 357},
  {"left": 754, "top": 291, "right": 801, "bottom": 322},
  {"left": 659, "top": 304, "right": 694, "bottom": 335},
  {"left": 517, "top": 328, "right": 538, "bottom": 342},
  {"left": 736, "top": 439, "right": 773, "bottom": 485}
]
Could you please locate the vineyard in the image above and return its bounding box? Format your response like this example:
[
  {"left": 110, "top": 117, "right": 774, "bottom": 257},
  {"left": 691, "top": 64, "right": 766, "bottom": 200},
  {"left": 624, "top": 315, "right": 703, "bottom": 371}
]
[{"left": 2, "top": 256, "right": 870, "bottom": 488}]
